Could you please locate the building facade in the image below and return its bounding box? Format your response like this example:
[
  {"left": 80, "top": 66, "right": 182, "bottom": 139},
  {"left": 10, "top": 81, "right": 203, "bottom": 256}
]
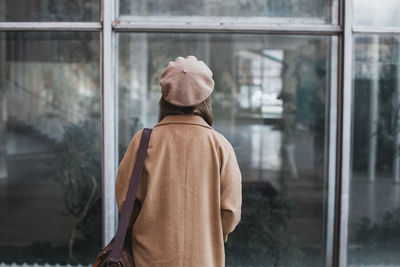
[{"left": 0, "top": 0, "right": 400, "bottom": 266}]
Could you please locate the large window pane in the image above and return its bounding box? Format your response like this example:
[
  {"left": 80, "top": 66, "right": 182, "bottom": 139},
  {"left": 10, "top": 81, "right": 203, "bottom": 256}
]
[
  {"left": 0, "top": 32, "right": 101, "bottom": 264},
  {"left": 118, "top": 0, "right": 338, "bottom": 24},
  {"left": 118, "top": 33, "right": 337, "bottom": 266},
  {"left": 348, "top": 35, "right": 400, "bottom": 266},
  {"left": 354, "top": 0, "right": 400, "bottom": 27},
  {"left": 0, "top": 0, "right": 99, "bottom": 22}
]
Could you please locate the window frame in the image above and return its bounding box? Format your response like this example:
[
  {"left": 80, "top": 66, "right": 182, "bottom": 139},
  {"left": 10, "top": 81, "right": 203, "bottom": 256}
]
[{"left": 3, "top": 0, "right": 399, "bottom": 265}]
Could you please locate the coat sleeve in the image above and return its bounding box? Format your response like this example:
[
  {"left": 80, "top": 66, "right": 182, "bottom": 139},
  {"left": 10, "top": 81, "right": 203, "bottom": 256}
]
[
  {"left": 220, "top": 141, "right": 242, "bottom": 243},
  {"left": 115, "top": 129, "right": 146, "bottom": 223}
]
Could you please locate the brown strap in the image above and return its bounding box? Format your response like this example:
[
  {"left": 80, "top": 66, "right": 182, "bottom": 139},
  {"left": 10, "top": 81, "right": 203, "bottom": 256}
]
[{"left": 109, "top": 128, "right": 152, "bottom": 264}]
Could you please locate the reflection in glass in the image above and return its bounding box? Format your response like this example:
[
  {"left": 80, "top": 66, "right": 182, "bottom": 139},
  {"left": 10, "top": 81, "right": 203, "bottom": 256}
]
[
  {"left": 348, "top": 35, "right": 400, "bottom": 266},
  {"left": 0, "top": 0, "right": 99, "bottom": 22},
  {"left": 354, "top": 0, "right": 400, "bottom": 27},
  {"left": 118, "top": 33, "right": 337, "bottom": 266},
  {"left": 118, "top": 0, "right": 338, "bottom": 24},
  {"left": 0, "top": 32, "right": 101, "bottom": 264}
]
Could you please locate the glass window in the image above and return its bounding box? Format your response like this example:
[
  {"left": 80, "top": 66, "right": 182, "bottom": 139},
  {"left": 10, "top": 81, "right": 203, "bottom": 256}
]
[
  {"left": 118, "top": 0, "right": 338, "bottom": 24},
  {"left": 0, "top": 32, "right": 101, "bottom": 264},
  {"left": 0, "top": 0, "right": 100, "bottom": 22},
  {"left": 353, "top": 0, "right": 400, "bottom": 27},
  {"left": 117, "top": 33, "right": 338, "bottom": 266},
  {"left": 348, "top": 35, "right": 400, "bottom": 266}
]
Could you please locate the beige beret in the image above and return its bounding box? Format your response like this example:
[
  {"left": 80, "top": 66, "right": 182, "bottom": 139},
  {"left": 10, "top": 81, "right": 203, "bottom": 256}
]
[{"left": 159, "top": 55, "right": 215, "bottom": 107}]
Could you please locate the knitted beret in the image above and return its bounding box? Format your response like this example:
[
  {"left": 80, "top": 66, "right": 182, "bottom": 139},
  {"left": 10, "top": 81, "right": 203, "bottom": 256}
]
[{"left": 159, "top": 55, "right": 215, "bottom": 107}]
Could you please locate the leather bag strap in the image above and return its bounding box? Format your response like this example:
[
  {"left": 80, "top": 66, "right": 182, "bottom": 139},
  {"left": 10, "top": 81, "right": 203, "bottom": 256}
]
[{"left": 109, "top": 128, "right": 152, "bottom": 264}]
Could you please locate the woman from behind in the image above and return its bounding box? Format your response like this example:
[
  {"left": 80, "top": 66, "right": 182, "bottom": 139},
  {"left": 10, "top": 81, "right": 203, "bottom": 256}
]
[{"left": 115, "top": 55, "right": 242, "bottom": 267}]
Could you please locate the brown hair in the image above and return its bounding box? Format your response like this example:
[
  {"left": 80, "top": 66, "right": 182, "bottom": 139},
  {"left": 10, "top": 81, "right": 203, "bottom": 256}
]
[{"left": 158, "top": 96, "right": 213, "bottom": 126}]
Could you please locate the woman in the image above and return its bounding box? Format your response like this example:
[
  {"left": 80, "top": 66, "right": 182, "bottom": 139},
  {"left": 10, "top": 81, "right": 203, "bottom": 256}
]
[{"left": 115, "top": 55, "right": 242, "bottom": 267}]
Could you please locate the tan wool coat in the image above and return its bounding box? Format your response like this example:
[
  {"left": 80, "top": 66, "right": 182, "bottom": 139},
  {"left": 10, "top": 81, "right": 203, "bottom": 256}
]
[{"left": 115, "top": 114, "right": 242, "bottom": 267}]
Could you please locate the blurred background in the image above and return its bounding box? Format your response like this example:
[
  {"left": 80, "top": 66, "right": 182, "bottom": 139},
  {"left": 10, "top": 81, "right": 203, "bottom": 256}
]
[{"left": 0, "top": 0, "right": 400, "bottom": 266}]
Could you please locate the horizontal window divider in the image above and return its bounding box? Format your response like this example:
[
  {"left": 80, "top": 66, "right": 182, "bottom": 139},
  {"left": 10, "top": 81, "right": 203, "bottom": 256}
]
[
  {"left": 0, "top": 22, "right": 102, "bottom": 31},
  {"left": 113, "top": 21, "right": 342, "bottom": 35},
  {"left": 353, "top": 26, "right": 400, "bottom": 34},
  {"left": 117, "top": 15, "right": 330, "bottom": 24}
]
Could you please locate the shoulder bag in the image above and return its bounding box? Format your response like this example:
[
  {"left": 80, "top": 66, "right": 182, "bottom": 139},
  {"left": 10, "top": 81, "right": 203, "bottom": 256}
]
[{"left": 93, "top": 128, "right": 152, "bottom": 267}]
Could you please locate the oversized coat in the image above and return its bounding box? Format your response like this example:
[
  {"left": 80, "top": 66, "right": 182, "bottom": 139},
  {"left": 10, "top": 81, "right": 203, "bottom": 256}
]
[{"left": 115, "top": 114, "right": 242, "bottom": 267}]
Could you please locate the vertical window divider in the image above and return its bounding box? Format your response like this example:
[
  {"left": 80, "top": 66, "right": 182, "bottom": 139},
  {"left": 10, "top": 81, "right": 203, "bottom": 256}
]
[
  {"left": 334, "top": 0, "right": 353, "bottom": 266},
  {"left": 325, "top": 34, "right": 339, "bottom": 267},
  {"left": 101, "top": 0, "right": 118, "bottom": 247}
]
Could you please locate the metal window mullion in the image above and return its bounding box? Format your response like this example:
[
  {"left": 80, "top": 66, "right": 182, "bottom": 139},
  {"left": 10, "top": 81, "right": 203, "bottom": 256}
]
[
  {"left": 353, "top": 26, "right": 400, "bottom": 34},
  {"left": 0, "top": 22, "right": 101, "bottom": 31},
  {"left": 334, "top": 0, "right": 353, "bottom": 266},
  {"left": 101, "top": 0, "right": 117, "bottom": 247},
  {"left": 113, "top": 21, "right": 342, "bottom": 35},
  {"left": 325, "top": 35, "right": 339, "bottom": 267},
  {"left": 323, "top": 1, "right": 342, "bottom": 266}
]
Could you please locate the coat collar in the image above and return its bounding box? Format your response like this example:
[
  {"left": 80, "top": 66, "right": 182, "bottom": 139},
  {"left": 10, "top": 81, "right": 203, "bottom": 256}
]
[{"left": 154, "top": 114, "right": 212, "bottom": 129}]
